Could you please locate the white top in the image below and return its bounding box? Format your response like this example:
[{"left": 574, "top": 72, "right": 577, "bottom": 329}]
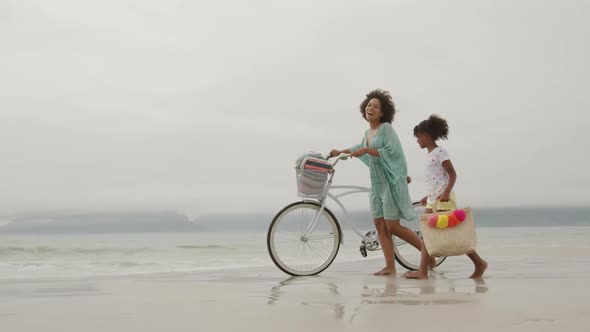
[{"left": 425, "top": 146, "right": 451, "bottom": 204}]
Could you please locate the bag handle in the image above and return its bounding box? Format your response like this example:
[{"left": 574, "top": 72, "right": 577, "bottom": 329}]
[
  {"left": 431, "top": 201, "right": 438, "bottom": 213},
  {"left": 431, "top": 199, "right": 457, "bottom": 214}
]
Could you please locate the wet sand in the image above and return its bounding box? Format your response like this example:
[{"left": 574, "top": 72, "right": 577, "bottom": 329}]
[{"left": 1, "top": 254, "right": 590, "bottom": 332}]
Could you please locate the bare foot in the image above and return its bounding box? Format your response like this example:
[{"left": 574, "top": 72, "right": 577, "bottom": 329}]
[
  {"left": 403, "top": 271, "right": 428, "bottom": 279},
  {"left": 469, "top": 261, "right": 488, "bottom": 279},
  {"left": 373, "top": 267, "right": 396, "bottom": 276},
  {"left": 428, "top": 257, "right": 436, "bottom": 270}
]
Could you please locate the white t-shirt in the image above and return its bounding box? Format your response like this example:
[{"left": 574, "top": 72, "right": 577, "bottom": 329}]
[{"left": 425, "top": 146, "right": 450, "bottom": 204}]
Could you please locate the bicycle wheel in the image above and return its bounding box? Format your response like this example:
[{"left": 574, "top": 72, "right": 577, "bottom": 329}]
[
  {"left": 267, "top": 201, "right": 342, "bottom": 276},
  {"left": 394, "top": 212, "right": 447, "bottom": 271}
]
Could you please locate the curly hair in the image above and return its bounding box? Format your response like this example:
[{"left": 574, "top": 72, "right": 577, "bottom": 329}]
[
  {"left": 413, "top": 114, "right": 449, "bottom": 141},
  {"left": 359, "top": 89, "right": 396, "bottom": 123}
]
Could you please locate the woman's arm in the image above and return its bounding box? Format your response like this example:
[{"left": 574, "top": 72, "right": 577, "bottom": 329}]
[
  {"left": 350, "top": 147, "right": 379, "bottom": 158},
  {"left": 329, "top": 148, "right": 351, "bottom": 157},
  {"left": 439, "top": 160, "right": 457, "bottom": 202},
  {"left": 330, "top": 147, "right": 379, "bottom": 159}
]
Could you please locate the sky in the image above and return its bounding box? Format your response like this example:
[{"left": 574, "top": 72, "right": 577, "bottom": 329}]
[{"left": 1, "top": 0, "right": 589, "bottom": 219}]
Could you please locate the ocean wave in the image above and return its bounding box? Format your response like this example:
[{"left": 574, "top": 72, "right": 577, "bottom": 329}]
[
  {"left": 0, "top": 246, "right": 160, "bottom": 256},
  {"left": 0, "top": 246, "right": 57, "bottom": 254},
  {"left": 97, "top": 261, "right": 159, "bottom": 268},
  {"left": 176, "top": 245, "right": 233, "bottom": 250}
]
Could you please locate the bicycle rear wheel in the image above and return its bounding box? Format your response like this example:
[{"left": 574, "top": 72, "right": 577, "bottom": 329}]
[
  {"left": 267, "top": 201, "right": 342, "bottom": 276},
  {"left": 394, "top": 210, "right": 447, "bottom": 271}
]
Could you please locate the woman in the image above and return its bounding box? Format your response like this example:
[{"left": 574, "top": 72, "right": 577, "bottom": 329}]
[{"left": 330, "top": 89, "right": 428, "bottom": 275}]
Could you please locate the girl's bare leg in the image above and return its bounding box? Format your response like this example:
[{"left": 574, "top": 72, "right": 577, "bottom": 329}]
[
  {"left": 467, "top": 251, "right": 488, "bottom": 278},
  {"left": 373, "top": 217, "right": 396, "bottom": 276}
]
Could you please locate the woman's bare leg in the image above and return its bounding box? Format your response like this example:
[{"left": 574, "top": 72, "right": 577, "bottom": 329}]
[
  {"left": 373, "top": 217, "right": 396, "bottom": 276},
  {"left": 386, "top": 212, "right": 436, "bottom": 270},
  {"left": 403, "top": 239, "right": 430, "bottom": 279},
  {"left": 422, "top": 208, "right": 437, "bottom": 269},
  {"left": 386, "top": 220, "right": 422, "bottom": 250}
]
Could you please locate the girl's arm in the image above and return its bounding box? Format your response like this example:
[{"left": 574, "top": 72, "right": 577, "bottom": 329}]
[{"left": 439, "top": 160, "right": 457, "bottom": 202}]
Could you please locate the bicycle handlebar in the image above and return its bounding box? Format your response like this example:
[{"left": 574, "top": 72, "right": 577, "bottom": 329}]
[{"left": 327, "top": 153, "right": 350, "bottom": 167}]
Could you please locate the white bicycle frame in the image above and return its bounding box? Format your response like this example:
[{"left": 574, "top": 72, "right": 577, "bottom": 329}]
[{"left": 301, "top": 154, "right": 375, "bottom": 244}]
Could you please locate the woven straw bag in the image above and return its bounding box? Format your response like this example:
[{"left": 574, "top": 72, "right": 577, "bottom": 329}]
[{"left": 419, "top": 203, "right": 477, "bottom": 257}]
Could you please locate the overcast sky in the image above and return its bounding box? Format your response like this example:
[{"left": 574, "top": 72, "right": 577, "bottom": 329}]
[{"left": 1, "top": 0, "right": 588, "bottom": 219}]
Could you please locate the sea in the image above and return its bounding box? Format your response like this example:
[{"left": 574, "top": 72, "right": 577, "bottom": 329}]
[{"left": 1, "top": 207, "right": 589, "bottom": 280}]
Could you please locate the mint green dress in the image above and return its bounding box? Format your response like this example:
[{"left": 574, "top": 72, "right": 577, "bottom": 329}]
[{"left": 349, "top": 123, "right": 416, "bottom": 221}]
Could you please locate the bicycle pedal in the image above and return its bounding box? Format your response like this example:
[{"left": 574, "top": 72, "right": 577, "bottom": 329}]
[{"left": 359, "top": 245, "right": 367, "bottom": 258}]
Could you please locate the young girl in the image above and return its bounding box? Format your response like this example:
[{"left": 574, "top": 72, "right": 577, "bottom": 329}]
[
  {"left": 330, "top": 89, "right": 426, "bottom": 276},
  {"left": 404, "top": 115, "right": 488, "bottom": 279}
]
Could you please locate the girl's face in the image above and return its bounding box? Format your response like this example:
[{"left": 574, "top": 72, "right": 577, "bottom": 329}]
[
  {"left": 365, "top": 98, "right": 383, "bottom": 122},
  {"left": 416, "top": 132, "right": 431, "bottom": 149}
]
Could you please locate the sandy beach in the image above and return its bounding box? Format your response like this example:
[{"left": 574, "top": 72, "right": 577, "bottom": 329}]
[
  {"left": 2, "top": 249, "right": 590, "bottom": 332},
  {"left": 2, "top": 0, "right": 589, "bottom": 331}
]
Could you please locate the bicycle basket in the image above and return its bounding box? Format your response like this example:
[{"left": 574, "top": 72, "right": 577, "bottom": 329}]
[
  {"left": 294, "top": 153, "right": 333, "bottom": 198},
  {"left": 296, "top": 168, "right": 329, "bottom": 198}
]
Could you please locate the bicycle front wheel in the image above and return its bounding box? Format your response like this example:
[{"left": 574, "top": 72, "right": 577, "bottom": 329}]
[{"left": 267, "top": 201, "right": 342, "bottom": 276}]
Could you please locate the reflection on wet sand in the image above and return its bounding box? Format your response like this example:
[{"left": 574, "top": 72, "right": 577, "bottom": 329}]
[
  {"left": 359, "top": 276, "right": 488, "bottom": 306},
  {"left": 267, "top": 273, "right": 488, "bottom": 321}
]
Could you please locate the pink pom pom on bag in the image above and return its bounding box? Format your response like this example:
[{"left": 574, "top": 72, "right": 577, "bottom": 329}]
[
  {"left": 427, "top": 214, "right": 438, "bottom": 228},
  {"left": 453, "top": 209, "right": 467, "bottom": 222}
]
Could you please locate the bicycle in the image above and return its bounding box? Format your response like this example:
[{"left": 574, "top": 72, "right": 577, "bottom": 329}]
[{"left": 267, "top": 153, "right": 446, "bottom": 276}]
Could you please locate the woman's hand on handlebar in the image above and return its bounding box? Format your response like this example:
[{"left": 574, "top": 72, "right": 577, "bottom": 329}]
[{"left": 329, "top": 149, "right": 341, "bottom": 158}]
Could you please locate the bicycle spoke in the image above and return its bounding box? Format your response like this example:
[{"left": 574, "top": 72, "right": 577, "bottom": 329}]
[
  {"left": 307, "top": 234, "right": 335, "bottom": 241},
  {"left": 307, "top": 242, "right": 331, "bottom": 257},
  {"left": 306, "top": 243, "right": 326, "bottom": 267}
]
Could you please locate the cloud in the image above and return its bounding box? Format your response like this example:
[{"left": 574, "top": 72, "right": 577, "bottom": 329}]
[{"left": 0, "top": 0, "right": 588, "bottom": 218}]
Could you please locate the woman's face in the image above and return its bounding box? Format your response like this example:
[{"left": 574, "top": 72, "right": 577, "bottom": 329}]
[{"left": 365, "top": 98, "right": 383, "bottom": 122}]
